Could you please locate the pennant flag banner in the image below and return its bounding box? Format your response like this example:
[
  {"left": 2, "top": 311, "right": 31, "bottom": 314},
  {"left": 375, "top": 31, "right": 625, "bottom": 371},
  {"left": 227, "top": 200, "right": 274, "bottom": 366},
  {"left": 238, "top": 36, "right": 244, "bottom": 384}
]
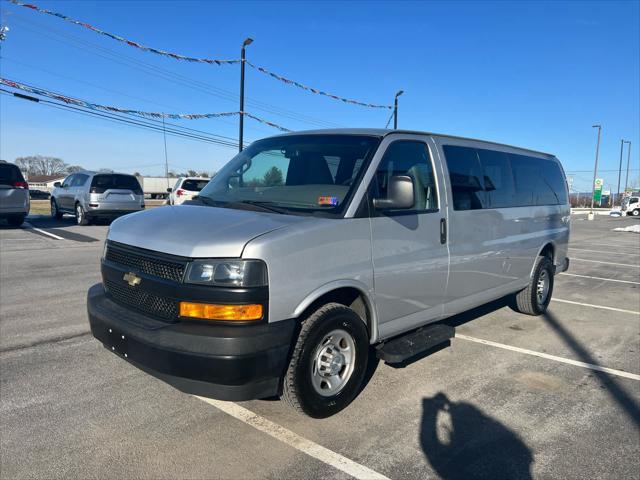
[
  {"left": 0, "top": 77, "right": 291, "bottom": 131},
  {"left": 7, "top": 0, "right": 392, "bottom": 110},
  {"left": 246, "top": 62, "right": 392, "bottom": 109},
  {"left": 6, "top": 0, "right": 239, "bottom": 65}
]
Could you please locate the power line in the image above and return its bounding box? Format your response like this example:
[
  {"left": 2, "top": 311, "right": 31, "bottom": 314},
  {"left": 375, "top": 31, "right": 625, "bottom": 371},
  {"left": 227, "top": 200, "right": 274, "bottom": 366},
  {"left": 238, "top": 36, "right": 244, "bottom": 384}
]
[
  {"left": 0, "top": 88, "right": 241, "bottom": 149},
  {"left": 7, "top": 13, "right": 344, "bottom": 130}
]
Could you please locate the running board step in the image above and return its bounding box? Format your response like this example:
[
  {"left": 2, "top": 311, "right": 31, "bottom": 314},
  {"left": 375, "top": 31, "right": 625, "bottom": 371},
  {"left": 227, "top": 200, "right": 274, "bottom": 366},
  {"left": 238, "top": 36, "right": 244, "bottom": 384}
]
[{"left": 375, "top": 324, "right": 455, "bottom": 364}]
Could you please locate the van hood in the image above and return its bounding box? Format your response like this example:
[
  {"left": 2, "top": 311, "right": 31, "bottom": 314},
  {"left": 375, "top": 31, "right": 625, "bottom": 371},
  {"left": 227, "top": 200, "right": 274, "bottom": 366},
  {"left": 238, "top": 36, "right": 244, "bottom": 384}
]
[{"left": 108, "top": 205, "right": 309, "bottom": 258}]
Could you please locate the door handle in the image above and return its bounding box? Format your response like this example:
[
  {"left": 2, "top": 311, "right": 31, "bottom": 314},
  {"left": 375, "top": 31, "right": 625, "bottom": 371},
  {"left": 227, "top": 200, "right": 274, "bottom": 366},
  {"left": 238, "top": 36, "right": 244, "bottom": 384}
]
[{"left": 440, "top": 218, "right": 447, "bottom": 244}]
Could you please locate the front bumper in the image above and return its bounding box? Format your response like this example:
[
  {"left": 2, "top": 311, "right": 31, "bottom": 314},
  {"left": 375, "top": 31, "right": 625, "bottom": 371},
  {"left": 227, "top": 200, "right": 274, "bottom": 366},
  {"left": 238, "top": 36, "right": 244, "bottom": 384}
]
[{"left": 87, "top": 284, "right": 296, "bottom": 401}]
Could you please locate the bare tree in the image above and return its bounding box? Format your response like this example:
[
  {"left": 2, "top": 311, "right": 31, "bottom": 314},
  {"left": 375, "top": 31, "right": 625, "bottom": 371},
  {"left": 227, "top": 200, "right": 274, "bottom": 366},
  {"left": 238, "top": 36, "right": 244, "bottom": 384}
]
[
  {"left": 15, "top": 156, "right": 68, "bottom": 176},
  {"left": 66, "top": 165, "right": 85, "bottom": 174}
]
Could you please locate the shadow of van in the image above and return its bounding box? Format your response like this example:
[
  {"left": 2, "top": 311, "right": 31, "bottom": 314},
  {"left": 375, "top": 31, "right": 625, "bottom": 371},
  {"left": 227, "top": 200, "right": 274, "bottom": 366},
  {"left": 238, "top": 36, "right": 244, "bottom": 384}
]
[{"left": 420, "top": 393, "right": 533, "bottom": 480}]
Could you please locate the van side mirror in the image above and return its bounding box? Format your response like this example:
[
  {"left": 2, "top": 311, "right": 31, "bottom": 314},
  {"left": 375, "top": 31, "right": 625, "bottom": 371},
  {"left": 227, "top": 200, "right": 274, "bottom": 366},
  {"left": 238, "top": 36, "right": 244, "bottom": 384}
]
[
  {"left": 167, "top": 188, "right": 172, "bottom": 193},
  {"left": 54, "top": 182, "right": 61, "bottom": 188},
  {"left": 373, "top": 175, "right": 415, "bottom": 210}
]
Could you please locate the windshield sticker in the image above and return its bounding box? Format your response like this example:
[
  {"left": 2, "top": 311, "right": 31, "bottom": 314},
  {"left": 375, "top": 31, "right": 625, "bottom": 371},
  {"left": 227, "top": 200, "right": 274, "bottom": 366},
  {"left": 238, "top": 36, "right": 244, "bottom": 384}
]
[{"left": 318, "top": 196, "right": 339, "bottom": 206}]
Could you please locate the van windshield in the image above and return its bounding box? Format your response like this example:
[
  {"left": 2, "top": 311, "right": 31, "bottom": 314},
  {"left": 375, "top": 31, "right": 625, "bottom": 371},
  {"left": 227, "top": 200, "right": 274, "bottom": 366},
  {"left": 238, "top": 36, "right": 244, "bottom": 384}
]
[{"left": 198, "top": 134, "right": 381, "bottom": 215}]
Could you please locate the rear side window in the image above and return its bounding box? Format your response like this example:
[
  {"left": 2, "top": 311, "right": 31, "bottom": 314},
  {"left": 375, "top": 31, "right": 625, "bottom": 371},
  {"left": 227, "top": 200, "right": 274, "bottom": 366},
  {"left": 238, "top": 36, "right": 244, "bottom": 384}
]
[
  {"left": 181, "top": 179, "right": 209, "bottom": 191},
  {"left": 71, "top": 174, "right": 89, "bottom": 187},
  {"left": 0, "top": 164, "right": 25, "bottom": 185},
  {"left": 477, "top": 149, "right": 515, "bottom": 208},
  {"left": 539, "top": 158, "right": 568, "bottom": 205},
  {"left": 511, "top": 155, "right": 567, "bottom": 206},
  {"left": 372, "top": 140, "right": 438, "bottom": 212},
  {"left": 444, "top": 145, "right": 567, "bottom": 209},
  {"left": 442, "top": 145, "right": 486, "bottom": 210},
  {"left": 91, "top": 174, "right": 142, "bottom": 194}
]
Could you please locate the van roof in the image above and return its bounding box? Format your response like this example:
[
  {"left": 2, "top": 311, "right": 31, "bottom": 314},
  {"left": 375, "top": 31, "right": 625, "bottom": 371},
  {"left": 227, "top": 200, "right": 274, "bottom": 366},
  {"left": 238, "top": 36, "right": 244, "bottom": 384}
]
[{"left": 275, "top": 128, "right": 555, "bottom": 158}]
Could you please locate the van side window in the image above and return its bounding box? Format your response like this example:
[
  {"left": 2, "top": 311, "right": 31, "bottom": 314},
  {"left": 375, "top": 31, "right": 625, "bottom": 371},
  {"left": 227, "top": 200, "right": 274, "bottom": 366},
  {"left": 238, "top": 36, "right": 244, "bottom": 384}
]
[
  {"left": 477, "top": 149, "right": 515, "bottom": 208},
  {"left": 442, "top": 145, "right": 486, "bottom": 210},
  {"left": 372, "top": 141, "right": 438, "bottom": 213}
]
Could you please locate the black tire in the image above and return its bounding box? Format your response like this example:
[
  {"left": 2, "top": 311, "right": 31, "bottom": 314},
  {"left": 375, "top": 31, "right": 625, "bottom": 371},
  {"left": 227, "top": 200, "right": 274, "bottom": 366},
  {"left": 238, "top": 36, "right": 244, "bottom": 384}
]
[
  {"left": 51, "top": 199, "right": 63, "bottom": 219},
  {"left": 511, "top": 256, "right": 554, "bottom": 316},
  {"left": 632, "top": 209, "right": 640, "bottom": 217},
  {"left": 7, "top": 215, "right": 25, "bottom": 227},
  {"left": 75, "top": 203, "right": 90, "bottom": 226},
  {"left": 281, "top": 303, "right": 370, "bottom": 418}
]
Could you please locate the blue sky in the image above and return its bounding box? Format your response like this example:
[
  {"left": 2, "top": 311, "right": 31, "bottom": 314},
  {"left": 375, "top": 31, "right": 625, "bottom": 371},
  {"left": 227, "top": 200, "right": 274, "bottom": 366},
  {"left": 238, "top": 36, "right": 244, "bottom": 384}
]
[{"left": 0, "top": 0, "right": 638, "bottom": 192}]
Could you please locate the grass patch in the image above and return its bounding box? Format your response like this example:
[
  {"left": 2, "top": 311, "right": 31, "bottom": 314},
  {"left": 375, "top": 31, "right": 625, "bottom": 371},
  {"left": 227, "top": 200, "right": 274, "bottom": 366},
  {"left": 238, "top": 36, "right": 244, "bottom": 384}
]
[{"left": 29, "top": 200, "right": 51, "bottom": 216}]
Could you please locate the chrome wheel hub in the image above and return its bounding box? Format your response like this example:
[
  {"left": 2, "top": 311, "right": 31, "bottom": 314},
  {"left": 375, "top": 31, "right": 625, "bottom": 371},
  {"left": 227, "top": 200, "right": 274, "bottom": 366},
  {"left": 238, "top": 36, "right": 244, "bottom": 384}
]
[
  {"left": 537, "top": 270, "right": 549, "bottom": 305},
  {"left": 311, "top": 329, "right": 356, "bottom": 397}
]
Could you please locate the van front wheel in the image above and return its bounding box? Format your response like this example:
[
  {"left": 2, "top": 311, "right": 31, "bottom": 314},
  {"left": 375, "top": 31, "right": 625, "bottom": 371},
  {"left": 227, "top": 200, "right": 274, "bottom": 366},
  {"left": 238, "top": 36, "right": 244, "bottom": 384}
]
[
  {"left": 511, "top": 256, "right": 554, "bottom": 316},
  {"left": 281, "top": 303, "right": 369, "bottom": 418}
]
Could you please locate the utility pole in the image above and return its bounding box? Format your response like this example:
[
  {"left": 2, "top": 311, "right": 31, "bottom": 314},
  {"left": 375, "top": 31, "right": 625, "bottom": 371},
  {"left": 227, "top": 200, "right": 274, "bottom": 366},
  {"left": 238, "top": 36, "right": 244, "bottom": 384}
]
[
  {"left": 623, "top": 140, "right": 632, "bottom": 194},
  {"left": 393, "top": 90, "right": 403, "bottom": 129},
  {"left": 589, "top": 124, "right": 602, "bottom": 219},
  {"left": 239, "top": 38, "right": 253, "bottom": 152},
  {"left": 616, "top": 139, "right": 626, "bottom": 208}
]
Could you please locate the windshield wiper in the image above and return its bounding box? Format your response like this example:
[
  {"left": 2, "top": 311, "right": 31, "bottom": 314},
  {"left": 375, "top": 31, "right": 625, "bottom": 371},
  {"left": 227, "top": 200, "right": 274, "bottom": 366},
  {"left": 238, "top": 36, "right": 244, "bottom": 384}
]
[{"left": 229, "top": 200, "right": 289, "bottom": 214}]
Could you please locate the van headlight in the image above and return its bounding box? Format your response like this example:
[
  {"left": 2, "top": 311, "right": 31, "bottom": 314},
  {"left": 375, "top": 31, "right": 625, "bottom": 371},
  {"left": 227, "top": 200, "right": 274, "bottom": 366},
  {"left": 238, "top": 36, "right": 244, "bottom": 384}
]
[{"left": 185, "top": 259, "right": 267, "bottom": 287}]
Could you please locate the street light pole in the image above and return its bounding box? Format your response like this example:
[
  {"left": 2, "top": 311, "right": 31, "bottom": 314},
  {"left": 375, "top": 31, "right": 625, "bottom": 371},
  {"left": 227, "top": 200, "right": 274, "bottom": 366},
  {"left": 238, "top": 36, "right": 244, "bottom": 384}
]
[
  {"left": 393, "top": 90, "right": 403, "bottom": 129},
  {"left": 616, "top": 139, "right": 626, "bottom": 208},
  {"left": 623, "top": 140, "right": 632, "bottom": 194},
  {"left": 239, "top": 37, "right": 253, "bottom": 152},
  {"left": 589, "top": 124, "right": 602, "bottom": 217}
]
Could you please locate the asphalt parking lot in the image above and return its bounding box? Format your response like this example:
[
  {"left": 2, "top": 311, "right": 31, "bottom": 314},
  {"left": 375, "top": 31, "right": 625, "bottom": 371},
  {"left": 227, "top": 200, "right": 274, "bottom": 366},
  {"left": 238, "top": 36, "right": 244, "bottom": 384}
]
[{"left": 1, "top": 213, "right": 639, "bottom": 479}]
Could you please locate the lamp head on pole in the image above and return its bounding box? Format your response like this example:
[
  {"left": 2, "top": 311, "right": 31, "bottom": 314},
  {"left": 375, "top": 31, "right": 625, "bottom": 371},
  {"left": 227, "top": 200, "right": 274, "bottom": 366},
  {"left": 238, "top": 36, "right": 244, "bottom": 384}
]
[
  {"left": 592, "top": 124, "right": 601, "bottom": 129},
  {"left": 395, "top": 90, "right": 404, "bottom": 99},
  {"left": 243, "top": 38, "right": 254, "bottom": 47}
]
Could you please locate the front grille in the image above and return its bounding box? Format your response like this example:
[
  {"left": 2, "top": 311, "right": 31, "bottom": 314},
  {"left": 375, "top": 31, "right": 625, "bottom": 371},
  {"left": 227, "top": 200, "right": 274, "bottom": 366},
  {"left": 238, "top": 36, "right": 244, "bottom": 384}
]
[
  {"left": 105, "top": 242, "right": 187, "bottom": 283},
  {"left": 105, "top": 279, "right": 178, "bottom": 321}
]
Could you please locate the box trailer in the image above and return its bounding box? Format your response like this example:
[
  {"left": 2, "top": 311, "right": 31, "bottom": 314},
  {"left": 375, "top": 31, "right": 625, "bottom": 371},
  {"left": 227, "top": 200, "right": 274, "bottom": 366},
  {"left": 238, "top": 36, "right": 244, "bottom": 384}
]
[{"left": 138, "top": 176, "right": 179, "bottom": 199}]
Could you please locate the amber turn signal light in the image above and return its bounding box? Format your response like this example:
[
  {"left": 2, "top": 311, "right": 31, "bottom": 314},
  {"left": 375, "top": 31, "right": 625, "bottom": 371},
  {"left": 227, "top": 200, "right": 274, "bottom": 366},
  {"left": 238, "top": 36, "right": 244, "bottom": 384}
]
[{"left": 179, "top": 302, "right": 263, "bottom": 321}]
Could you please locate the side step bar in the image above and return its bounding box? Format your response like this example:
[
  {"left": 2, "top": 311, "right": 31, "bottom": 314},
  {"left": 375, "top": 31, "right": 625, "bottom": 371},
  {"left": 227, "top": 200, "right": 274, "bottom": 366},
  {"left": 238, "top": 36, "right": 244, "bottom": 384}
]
[{"left": 375, "top": 324, "right": 455, "bottom": 364}]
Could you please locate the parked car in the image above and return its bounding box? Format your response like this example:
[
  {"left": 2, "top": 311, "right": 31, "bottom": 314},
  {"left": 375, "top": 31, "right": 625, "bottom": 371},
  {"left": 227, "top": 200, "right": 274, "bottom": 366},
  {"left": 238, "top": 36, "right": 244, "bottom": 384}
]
[
  {"left": 0, "top": 161, "right": 29, "bottom": 226},
  {"left": 168, "top": 177, "right": 210, "bottom": 205},
  {"left": 621, "top": 196, "right": 640, "bottom": 216},
  {"left": 29, "top": 189, "right": 51, "bottom": 200},
  {"left": 51, "top": 172, "right": 144, "bottom": 225},
  {"left": 88, "top": 129, "right": 570, "bottom": 418}
]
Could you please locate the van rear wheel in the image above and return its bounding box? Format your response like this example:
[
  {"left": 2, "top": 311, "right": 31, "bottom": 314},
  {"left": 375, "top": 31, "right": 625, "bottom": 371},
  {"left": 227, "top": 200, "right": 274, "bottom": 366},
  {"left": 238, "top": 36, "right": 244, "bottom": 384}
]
[
  {"left": 511, "top": 256, "right": 554, "bottom": 316},
  {"left": 281, "top": 303, "right": 369, "bottom": 418}
]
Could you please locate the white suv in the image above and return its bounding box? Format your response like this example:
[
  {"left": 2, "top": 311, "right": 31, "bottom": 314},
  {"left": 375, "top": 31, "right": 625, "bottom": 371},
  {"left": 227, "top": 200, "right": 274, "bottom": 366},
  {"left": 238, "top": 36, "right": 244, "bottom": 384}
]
[{"left": 168, "top": 177, "right": 209, "bottom": 205}]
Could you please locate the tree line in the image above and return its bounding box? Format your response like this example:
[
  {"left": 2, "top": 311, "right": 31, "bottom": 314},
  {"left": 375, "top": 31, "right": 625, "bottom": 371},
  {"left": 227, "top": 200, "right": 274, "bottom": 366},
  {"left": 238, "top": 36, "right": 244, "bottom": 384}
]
[{"left": 10, "top": 156, "right": 214, "bottom": 179}]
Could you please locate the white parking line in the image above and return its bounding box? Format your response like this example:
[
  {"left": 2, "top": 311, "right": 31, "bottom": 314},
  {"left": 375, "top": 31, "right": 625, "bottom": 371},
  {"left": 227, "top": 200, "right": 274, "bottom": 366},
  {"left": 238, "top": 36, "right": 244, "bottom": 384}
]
[
  {"left": 570, "top": 247, "right": 640, "bottom": 256},
  {"left": 552, "top": 298, "right": 640, "bottom": 315},
  {"left": 456, "top": 334, "right": 640, "bottom": 381},
  {"left": 571, "top": 258, "right": 639, "bottom": 268},
  {"left": 559, "top": 272, "right": 640, "bottom": 285},
  {"left": 22, "top": 222, "right": 64, "bottom": 240},
  {"left": 195, "top": 397, "right": 390, "bottom": 480},
  {"left": 573, "top": 241, "right": 640, "bottom": 249}
]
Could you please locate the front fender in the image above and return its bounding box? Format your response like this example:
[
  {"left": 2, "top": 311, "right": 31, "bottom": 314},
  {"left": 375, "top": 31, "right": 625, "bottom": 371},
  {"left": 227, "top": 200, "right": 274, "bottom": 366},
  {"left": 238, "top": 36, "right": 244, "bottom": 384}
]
[{"left": 292, "top": 279, "right": 379, "bottom": 343}]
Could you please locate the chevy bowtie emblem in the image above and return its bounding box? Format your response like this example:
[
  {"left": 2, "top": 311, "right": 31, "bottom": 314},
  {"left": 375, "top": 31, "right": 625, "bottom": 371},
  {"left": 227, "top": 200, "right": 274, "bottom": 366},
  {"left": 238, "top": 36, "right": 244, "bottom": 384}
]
[{"left": 123, "top": 272, "right": 142, "bottom": 287}]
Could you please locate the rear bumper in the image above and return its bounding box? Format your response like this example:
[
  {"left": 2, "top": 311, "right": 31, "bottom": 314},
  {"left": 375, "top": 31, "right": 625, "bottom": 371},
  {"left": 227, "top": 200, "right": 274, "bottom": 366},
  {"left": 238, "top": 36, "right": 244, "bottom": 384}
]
[
  {"left": 87, "top": 284, "right": 296, "bottom": 401},
  {"left": 85, "top": 208, "right": 143, "bottom": 217}
]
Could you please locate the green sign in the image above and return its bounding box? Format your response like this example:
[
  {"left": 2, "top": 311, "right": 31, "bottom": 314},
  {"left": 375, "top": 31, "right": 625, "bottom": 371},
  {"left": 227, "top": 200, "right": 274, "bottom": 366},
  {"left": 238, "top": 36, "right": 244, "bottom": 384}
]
[
  {"left": 593, "top": 178, "right": 603, "bottom": 202},
  {"left": 593, "top": 189, "right": 602, "bottom": 202}
]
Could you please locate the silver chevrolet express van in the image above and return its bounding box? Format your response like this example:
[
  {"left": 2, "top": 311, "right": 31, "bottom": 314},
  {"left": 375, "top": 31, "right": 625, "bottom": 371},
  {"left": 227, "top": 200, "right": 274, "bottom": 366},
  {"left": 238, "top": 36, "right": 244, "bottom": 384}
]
[{"left": 88, "top": 129, "right": 570, "bottom": 418}]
